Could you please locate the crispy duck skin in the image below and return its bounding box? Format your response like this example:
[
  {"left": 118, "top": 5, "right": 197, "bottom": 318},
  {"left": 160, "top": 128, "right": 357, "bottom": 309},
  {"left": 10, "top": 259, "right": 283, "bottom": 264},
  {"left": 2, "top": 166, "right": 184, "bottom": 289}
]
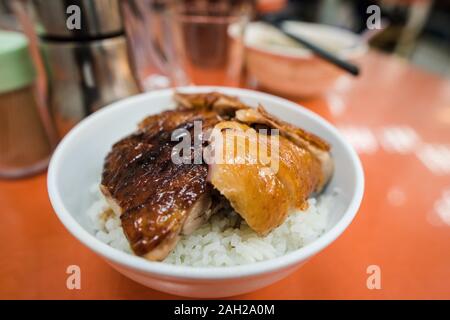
[
  {"left": 209, "top": 121, "right": 323, "bottom": 235},
  {"left": 101, "top": 110, "right": 220, "bottom": 260},
  {"left": 234, "top": 106, "right": 334, "bottom": 192},
  {"left": 175, "top": 92, "right": 333, "bottom": 193}
]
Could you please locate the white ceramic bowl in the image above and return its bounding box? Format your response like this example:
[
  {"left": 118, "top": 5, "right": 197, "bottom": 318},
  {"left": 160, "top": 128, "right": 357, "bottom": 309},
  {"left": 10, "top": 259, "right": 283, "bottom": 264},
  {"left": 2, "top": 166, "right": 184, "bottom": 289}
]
[
  {"left": 47, "top": 86, "right": 364, "bottom": 298},
  {"left": 237, "top": 22, "right": 368, "bottom": 97}
]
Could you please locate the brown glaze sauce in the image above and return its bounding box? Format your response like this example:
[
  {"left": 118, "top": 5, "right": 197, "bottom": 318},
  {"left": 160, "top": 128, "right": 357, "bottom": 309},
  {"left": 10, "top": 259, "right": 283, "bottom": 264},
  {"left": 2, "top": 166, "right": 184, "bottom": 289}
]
[{"left": 101, "top": 110, "right": 220, "bottom": 255}]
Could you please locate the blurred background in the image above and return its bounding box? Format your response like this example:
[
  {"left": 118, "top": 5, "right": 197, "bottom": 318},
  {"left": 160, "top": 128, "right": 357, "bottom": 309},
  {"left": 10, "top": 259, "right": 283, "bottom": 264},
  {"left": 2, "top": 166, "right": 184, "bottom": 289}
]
[
  {"left": 2, "top": 0, "right": 449, "bottom": 76},
  {"left": 0, "top": 0, "right": 448, "bottom": 147},
  {"left": 260, "top": 0, "right": 450, "bottom": 77}
]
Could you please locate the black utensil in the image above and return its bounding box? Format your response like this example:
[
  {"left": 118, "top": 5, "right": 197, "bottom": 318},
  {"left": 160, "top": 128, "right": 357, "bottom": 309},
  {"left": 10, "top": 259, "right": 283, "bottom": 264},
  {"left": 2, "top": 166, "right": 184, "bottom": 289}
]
[{"left": 262, "top": 18, "right": 360, "bottom": 76}]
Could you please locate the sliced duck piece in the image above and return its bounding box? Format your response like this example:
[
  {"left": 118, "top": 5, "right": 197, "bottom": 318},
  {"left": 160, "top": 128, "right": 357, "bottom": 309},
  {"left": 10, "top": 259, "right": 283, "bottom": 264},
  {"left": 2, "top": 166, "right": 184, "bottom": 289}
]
[
  {"left": 101, "top": 110, "right": 221, "bottom": 260},
  {"left": 174, "top": 93, "right": 333, "bottom": 190},
  {"left": 174, "top": 91, "right": 247, "bottom": 117},
  {"left": 208, "top": 120, "right": 330, "bottom": 235},
  {"left": 234, "top": 106, "right": 334, "bottom": 192}
]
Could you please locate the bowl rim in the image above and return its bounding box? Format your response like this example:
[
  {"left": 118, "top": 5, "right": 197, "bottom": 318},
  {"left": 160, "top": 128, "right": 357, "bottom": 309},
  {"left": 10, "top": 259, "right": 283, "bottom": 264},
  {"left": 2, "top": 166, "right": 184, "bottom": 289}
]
[
  {"left": 47, "top": 86, "right": 364, "bottom": 280},
  {"left": 238, "top": 21, "right": 368, "bottom": 60}
]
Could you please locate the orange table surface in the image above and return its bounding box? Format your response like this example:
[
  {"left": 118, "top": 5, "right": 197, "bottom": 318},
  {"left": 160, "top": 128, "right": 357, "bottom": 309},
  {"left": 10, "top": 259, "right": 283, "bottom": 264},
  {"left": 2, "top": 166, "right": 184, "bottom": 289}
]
[{"left": 1, "top": 51, "right": 449, "bottom": 299}]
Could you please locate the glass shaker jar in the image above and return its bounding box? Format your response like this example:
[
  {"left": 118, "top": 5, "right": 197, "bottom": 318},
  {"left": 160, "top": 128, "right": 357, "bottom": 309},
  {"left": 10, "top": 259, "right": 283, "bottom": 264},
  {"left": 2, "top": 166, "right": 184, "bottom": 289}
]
[{"left": 0, "top": 30, "right": 53, "bottom": 178}]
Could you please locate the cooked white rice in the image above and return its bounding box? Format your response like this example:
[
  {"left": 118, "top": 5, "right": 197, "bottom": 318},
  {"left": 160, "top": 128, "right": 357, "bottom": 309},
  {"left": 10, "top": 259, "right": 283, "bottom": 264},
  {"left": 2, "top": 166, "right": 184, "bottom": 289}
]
[{"left": 87, "top": 183, "right": 335, "bottom": 267}]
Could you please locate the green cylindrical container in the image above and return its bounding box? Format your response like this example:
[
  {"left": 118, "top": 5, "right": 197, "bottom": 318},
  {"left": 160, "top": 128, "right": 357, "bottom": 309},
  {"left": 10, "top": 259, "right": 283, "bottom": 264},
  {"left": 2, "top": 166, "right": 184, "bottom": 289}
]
[{"left": 0, "top": 30, "right": 52, "bottom": 178}]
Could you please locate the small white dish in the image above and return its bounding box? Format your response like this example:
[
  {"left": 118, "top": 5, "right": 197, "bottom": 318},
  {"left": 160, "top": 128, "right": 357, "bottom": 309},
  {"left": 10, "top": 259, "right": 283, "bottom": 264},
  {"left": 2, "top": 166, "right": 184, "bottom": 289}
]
[
  {"left": 47, "top": 86, "right": 364, "bottom": 298},
  {"left": 232, "top": 21, "right": 368, "bottom": 97}
]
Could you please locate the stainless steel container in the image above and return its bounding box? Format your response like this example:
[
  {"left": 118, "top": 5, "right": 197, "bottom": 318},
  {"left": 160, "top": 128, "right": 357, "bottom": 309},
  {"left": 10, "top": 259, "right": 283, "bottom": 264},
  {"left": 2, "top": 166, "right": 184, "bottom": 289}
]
[
  {"left": 31, "top": 0, "right": 123, "bottom": 39},
  {"left": 28, "top": 0, "right": 140, "bottom": 136},
  {"left": 42, "top": 36, "right": 139, "bottom": 135}
]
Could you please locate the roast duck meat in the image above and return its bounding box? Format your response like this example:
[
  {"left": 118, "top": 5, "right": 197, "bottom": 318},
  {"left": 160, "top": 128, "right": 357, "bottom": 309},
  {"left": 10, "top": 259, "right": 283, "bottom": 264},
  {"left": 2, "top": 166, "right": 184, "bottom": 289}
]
[{"left": 101, "top": 92, "right": 334, "bottom": 260}]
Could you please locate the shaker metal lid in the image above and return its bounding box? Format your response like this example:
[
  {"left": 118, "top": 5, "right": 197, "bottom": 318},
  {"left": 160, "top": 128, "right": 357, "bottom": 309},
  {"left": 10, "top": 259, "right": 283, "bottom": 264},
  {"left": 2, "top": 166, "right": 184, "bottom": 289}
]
[
  {"left": 30, "top": 0, "right": 124, "bottom": 39},
  {"left": 0, "top": 31, "right": 36, "bottom": 94}
]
